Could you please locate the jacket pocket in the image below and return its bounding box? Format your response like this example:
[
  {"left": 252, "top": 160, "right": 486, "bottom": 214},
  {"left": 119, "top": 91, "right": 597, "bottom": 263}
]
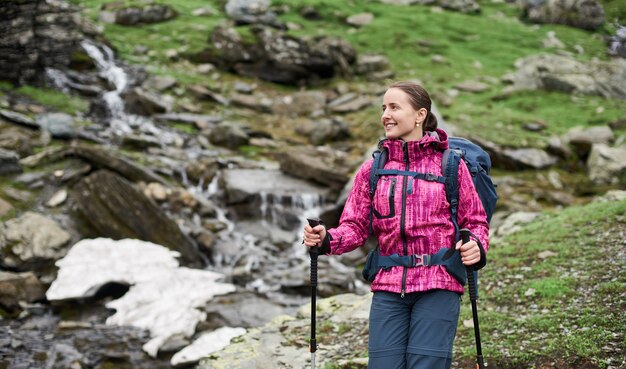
[{"left": 373, "top": 177, "right": 396, "bottom": 219}]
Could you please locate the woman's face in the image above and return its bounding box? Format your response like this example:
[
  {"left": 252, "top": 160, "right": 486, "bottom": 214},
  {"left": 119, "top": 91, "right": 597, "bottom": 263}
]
[{"left": 381, "top": 87, "right": 426, "bottom": 141}]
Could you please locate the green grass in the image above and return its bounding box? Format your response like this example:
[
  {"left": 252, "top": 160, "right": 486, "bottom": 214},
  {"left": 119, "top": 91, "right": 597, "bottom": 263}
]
[
  {"left": 11, "top": 85, "right": 89, "bottom": 115},
  {"left": 455, "top": 199, "right": 626, "bottom": 368}
]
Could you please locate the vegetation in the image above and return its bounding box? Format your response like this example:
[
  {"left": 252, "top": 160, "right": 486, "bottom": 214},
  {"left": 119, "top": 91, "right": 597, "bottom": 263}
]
[
  {"left": 456, "top": 199, "right": 626, "bottom": 368},
  {"left": 4, "top": 0, "right": 625, "bottom": 367}
]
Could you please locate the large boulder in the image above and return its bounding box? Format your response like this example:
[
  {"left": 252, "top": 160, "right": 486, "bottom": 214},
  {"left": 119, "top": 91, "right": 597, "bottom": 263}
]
[
  {"left": 520, "top": 0, "right": 605, "bottom": 30},
  {"left": 0, "top": 212, "right": 71, "bottom": 271},
  {"left": 587, "top": 144, "right": 626, "bottom": 185},
  {"left": 502, "top": 54, "right": 626, "bottom": 100},
  {"left": 191, "top": 25, "right": 357, "bottom": 85},
  {"left": 0, "top": 271, "right": 45, "bottom": 310},
  {"left": 0, "top": 0, "right": 98, "bottom": 85},
  {"left": 72, "top": 170, "right": 202, "bottom": 266}
]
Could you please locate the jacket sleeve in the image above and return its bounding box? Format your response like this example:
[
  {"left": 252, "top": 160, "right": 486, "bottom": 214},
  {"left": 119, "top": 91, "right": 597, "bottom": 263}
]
[
  {"left": 326, "top": 160, "right": 373, "bottom": 255},
  {"left": 456, "top": 159, "right": 490, "bottom": 270}
]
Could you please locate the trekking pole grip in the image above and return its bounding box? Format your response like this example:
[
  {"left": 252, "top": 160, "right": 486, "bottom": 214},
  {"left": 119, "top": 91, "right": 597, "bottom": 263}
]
[
  {"left": 307, "top": 217, "right": 321, "bottom": 287},
  {"left": 460, "top": 228, "right": 477, "bottom": 301}
]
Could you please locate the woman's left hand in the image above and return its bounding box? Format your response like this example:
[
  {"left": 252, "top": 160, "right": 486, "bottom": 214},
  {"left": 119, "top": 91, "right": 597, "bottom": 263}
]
[{"left": 455, "top": 239, "right": 481, "bottom": 266}]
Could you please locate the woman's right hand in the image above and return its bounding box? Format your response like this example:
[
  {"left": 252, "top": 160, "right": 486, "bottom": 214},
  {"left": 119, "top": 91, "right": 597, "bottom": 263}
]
[{"left": 303, "top": 223, "right": 326, "bottom": 248}]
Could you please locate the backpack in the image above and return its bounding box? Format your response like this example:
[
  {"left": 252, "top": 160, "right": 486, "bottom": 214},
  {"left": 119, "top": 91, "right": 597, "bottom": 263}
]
[{"left": 362, "top": 136, "right": 498, "bottom": 284}]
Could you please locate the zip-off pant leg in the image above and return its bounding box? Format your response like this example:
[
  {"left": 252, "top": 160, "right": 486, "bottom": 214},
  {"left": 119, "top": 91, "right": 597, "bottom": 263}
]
[{"left": 368, "top": 290, "right": 461, "bottom": 369}]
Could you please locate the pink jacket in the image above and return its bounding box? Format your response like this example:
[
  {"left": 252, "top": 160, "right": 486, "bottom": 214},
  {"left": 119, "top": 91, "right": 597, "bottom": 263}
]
[{"left": 327, "top": 129, "right": 489, "bottom": 294}]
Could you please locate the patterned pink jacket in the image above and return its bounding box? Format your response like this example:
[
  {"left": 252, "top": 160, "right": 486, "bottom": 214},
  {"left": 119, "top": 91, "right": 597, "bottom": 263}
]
[{"left": 327, "top": 129, "right": 489, "bottom": 294}]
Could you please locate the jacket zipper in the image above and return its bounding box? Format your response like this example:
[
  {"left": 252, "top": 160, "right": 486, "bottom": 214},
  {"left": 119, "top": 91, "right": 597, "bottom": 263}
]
[{"left": 400, "top": 142, "right": 409, "bottom": 298}]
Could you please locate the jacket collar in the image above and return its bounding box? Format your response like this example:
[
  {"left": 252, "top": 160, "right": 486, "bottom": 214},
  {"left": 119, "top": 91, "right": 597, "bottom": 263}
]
[{"left": 381, "top": 128, "right": 449, "bottom": 163}]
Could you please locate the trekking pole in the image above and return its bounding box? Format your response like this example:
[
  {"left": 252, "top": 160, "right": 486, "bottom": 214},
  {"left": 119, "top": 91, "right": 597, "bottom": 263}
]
[
  {"left": 460, "top": 228, "right": 485, "bottom": 369},
  {"left": 307, "top": 217, "right": 321, "bottom": 369}
]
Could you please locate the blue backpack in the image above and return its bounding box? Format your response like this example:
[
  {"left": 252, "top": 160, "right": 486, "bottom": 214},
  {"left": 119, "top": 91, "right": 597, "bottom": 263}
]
[{"left": 362, "top": 136, "right": 498, "bottom": 284}]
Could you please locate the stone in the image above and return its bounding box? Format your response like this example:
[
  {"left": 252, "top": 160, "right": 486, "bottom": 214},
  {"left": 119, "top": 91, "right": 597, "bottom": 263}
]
[
  {"left": 0, "top": 271, "right": 45, "bottom": 309},
  {"left": 587, "top": 144, "right": 626, "bottom": 185}
]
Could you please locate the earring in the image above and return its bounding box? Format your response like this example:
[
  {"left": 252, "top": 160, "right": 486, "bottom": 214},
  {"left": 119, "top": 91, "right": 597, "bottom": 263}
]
[{"left": 415, "top": 121, "right": 420, "bottom": 127}]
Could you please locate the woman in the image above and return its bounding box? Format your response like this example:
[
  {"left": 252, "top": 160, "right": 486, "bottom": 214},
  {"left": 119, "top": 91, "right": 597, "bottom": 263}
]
[{"left": 303, "top": 81, "right": 489, "bottom": 369}]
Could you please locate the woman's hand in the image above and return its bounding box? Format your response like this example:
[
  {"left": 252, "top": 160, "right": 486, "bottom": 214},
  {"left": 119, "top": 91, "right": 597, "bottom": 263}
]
[
  {"left": 303, "top": 224, "right": 326, "bottom": 248},
  {"left": 456, "top": 238, "right": 481, "bottom": 266}
]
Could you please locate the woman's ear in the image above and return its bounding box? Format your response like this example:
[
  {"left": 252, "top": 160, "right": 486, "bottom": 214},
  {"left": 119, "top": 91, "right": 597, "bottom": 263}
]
[{"left": 415, "top": 107, "right": 427, "bottom": 124}]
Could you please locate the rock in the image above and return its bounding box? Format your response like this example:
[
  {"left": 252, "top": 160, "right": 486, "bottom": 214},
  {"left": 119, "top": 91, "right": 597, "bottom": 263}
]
[
  {"left": 608, "top": 25, "right": 626, "bottom": 58},
  {"left": 346, "top": 12, "right": 374, "bottom": 27},
  {"left": 221, "top": 168, "right": 331, "bottom": 225},
  {"left": 0, "top": 110, "right": 38, "bottom": 129},
  {"left": 114, "top": 4, "right": 178, "bottom": 26},
  {"left": 0, "top": 148, "right": 22, "bottom": 175},
  {"left": 0, "top": 212, "right": 71, "bottom": 270},
  {"left": 45, "top": 238, "right": 236, "bottom": 357},
  {"left": 0, "top": 0, "right": 86, "bottom": 84},
  {"left": 493, "top": 211, "right": 541, "bottom": 238},
  {"left": 0, "top": 271, "right": 45, "bottom": 310},
  {"left": 229, "top": 93, "right": 271, "bottom": 112},
  {"left": 354, "top": 54, "right": 392, "bottom": 76},
  {"left": 170, "top": 327, "right": 246, "bottom": 367},
  {"left": 454, "top": 80, "right": 490, "bottom": 93},
  {"left": 192, "top": 25, "right": 356, "bottom": 86},
  {"left": 502, "top": 54, "right": 626, "bottom": 100},
  {"left": 198, "top": 293, "right": 371, "bottom": 369},
  {"left": 278, "top": 146, "right": 352, "bottom": 191},
  {"left": 497, "top": 147, "right": 559, "bottom": 170},
  {"left": 564, "top": 125, "right": 614, "bottom": 159},
  {"left": 207, "top": 122, "right": 250, "bottom": 149},
  {"left": 328, "top": 94, "right": 373, "bottom": 113},
  {"left": 122, "top": 88, "right": 173, "bottom": 115},
  {"left": 0, "top": 196, "right": 13, "bottom": 217},
  {"left": 141, "top": 75, "right": 178, "bottom": 92},
  {"left": 439, "top": 0, "right": 480, "bottom": 13},
  {"left": 271, "top": 91, "right": 327, "bottom": 116},
  {"left": 46, "top": 189, "right": 68, "bottom": 207},
  {"left": 36, "top": 112, "right": 76, "bottom": 139},
  {"left": 587, "top": 144, "right": 626, "bottom": 185},
  {"left": 72, "top": 170, "right": 202, "bottom": 266},
  {"left": 153, "top": 113, "right": 222, "bottom": 129},
  {"left": 296, "top": 117, "right": 351, "bottom": 145},
  {"left": 224, "top": 0, "right": 284, "bottom": 29},
  {"left": 520, "top": 0, "right": 605, "bottom": 30}
]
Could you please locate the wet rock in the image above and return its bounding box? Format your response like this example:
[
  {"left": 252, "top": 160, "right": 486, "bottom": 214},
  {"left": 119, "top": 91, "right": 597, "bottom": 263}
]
[
  {"left": 0, "top": 212, "right": 71, "bottom": 271},
  {"left": 36, "top": 112, "right": 76, "bottom": 139},
  {"left": 608, "top": 25, "right": 626, "bottom": 58},
  {"left": 72, "top": 170, "right": 202, "bottom": 266},
  {"left": 46, "top": 238, "right": 237, "bottom": 358},
  {"left": 0, "top": 271, "right": 45, "bottom": 310},
  {"left": 122, "top": 88, "right": 173, "bottom": 115},
  {"left": 221, "top": 168, "right": 331, "bottom": 223}
]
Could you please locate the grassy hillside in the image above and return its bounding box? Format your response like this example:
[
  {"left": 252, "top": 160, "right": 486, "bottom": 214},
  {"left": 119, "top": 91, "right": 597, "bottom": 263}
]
[
  {"left": 59, "top": 0, "right": 625, "bottom": 149},
  {"left": 455, "top": 198, "right": 626, "bottom": 368}
]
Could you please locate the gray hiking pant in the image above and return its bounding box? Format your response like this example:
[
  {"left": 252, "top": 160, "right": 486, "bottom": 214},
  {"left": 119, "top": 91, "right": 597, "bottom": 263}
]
[{"left": 368, "top": 290, "right": 461, "bottom": 369}]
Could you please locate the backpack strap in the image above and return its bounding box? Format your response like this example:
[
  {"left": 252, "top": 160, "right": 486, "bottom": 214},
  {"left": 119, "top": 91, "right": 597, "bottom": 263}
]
[
  {"left": 376, "top": 247, "right": 467, "bottom": 285},
  {"left": 442, "top": 148, "right": 462, "bottom": 242}
]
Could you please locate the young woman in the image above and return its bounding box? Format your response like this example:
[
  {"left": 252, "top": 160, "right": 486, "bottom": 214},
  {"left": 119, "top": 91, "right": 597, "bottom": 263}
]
[{"left": 303, "top": 81, "right": 489, "bottom": 369}]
